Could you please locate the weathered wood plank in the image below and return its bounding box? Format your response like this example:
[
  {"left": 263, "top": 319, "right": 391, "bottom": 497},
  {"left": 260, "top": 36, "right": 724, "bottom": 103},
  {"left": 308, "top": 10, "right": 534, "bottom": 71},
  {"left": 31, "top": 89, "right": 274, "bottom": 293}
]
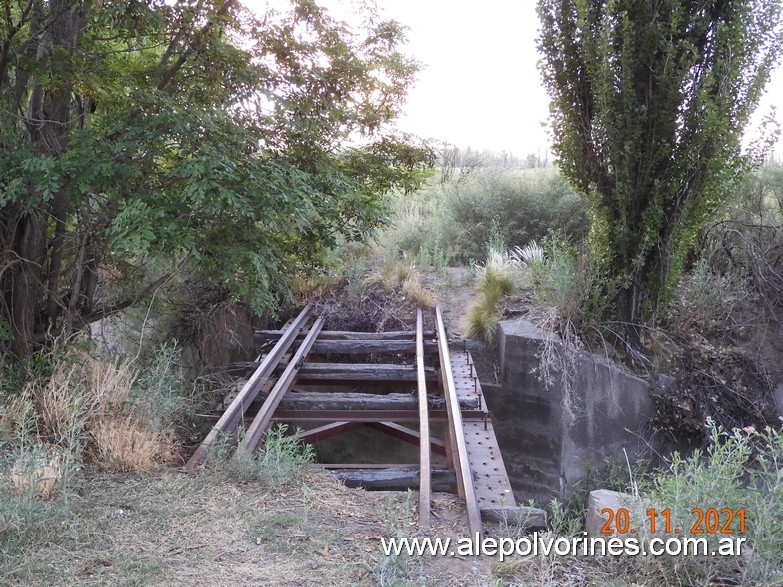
[
  {"left": 331, "top": 466, "right": 456, "bottom": 491},
  {"left": 270, "top": 409, "right": 487, "bottom": 422},
  {"left": 227, "top": 361, "right": 439, "bottom": 382},
  {"left": 237, "top": 391, "right": 478, "bottom": 413},
  {"left": 255, "top": 330, "right": 435, "bottom": 342},
  {"left": 310, "top": 339, "right": 438, "bottom": 354}
]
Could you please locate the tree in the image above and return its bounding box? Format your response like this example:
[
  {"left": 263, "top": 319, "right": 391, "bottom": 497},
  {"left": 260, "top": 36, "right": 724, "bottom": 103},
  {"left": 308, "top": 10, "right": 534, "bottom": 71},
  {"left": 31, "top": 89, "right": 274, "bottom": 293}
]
[
  {"left": 537, "top": 0, "right": 783, "bottom": 334},
  {"left": 0, "top": 0, "right": 431, "bottom": 359}
]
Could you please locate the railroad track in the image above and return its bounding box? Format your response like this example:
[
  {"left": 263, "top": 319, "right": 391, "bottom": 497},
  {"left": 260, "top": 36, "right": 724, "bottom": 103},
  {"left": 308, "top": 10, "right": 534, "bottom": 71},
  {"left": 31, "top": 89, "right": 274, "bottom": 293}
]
[{"left": 186, "top": 305, "right": 542, "bottom": 534}]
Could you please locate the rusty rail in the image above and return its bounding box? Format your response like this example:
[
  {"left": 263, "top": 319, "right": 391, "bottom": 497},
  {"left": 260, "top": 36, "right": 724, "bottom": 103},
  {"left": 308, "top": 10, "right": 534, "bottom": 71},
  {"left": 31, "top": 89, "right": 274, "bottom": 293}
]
[
  {"left": 415, "top": 309, "right": 431, "bottom": 528},
  {"left": 435, "top": 305, "right": 482, "bottom": 536},
  {"left": 186, "top": 306, "right": 524, "bottom": 536},
  {"left": 185, "top": 304, "right": 312, "bottom": 470},
  {"left": 235, "top": 316, "right": 325, "bottom": 456}
]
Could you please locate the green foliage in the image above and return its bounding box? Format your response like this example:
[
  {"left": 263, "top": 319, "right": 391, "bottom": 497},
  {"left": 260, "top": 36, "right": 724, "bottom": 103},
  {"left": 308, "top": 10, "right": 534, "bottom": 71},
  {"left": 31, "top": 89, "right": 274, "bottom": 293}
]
[
  {"left": 538, "top": 0, "right": 783, "bottom": 330},
  {"left": 380, "top": 168, "right": 588, "bottom": 267},
  {"left": 641, "top": 421, "right": 783, "bottom": 584},
  {"left": 0, "top": 0, "right": 432, "bottom": 358},
  {"left": 462, "top": 300, "right": 500, "bottom": 341},
  {"left": 0, "top": 454, "right": 71, "bottom": 563},
  {"left": 547, "top": 497, "right": 583, "bottom": 537},
  {"left": 208, "top": 424, "right": 315, "bottom": 487},
  {"left": 132, "top": 342, "right": 188, "bottom": 431},
  {"left": 445, "top": 169, "right": 588, "bottom": 264}
]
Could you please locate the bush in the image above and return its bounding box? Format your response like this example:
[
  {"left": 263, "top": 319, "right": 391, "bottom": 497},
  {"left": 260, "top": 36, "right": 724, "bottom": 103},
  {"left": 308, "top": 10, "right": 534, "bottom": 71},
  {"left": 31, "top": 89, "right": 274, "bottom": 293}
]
[
  {"left": 439, "top": 168, "right": 589, "bottom": 264},
  {"left": 1, "top": 343, "right": 186, "bottom": 475},
  {"left": 206, "top": 424, "right": 315, "bottom": 487},
  {"left": 378, "top": 167, "right": 589, "bottom": 268},
  {"left": 634, "top": 421, "right": 783, "bottom": 585}
]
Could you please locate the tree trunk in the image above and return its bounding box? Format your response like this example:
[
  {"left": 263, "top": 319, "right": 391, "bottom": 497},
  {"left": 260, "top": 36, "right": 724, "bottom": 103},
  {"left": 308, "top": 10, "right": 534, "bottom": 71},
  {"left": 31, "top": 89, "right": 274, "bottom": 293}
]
[
  {"left": 6, "top": 209, "right": 47, "bottom": 359},
  {"left": 3, "top": 0, "right": 85, "bottom": 358}
]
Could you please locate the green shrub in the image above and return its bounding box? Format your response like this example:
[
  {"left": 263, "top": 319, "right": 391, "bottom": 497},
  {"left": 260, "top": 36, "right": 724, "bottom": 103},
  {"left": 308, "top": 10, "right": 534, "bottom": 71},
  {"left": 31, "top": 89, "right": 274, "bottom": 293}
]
[
  {"left": 207, "top": 424, "right": 315, "bottom": 487},
  {"left": 440, "top": 169, "right": 589, "bottom": 263},
  {"left": 638, "top": 421, "right": 783, "bottom": 585},
  {"left": 378, "top": 168, "right": 589, "bottom": 268}
]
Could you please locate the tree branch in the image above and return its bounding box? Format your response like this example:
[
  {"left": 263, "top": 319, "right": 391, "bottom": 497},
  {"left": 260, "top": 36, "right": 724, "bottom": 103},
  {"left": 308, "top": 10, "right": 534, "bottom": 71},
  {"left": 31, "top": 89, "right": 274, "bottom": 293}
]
[{"left": 156, "top": 0, "right": 237, "bottom": 91}]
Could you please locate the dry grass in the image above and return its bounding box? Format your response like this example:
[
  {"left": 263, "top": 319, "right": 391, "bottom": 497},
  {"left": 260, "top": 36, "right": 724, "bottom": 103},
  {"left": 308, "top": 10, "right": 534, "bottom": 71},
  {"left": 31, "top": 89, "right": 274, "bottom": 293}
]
[
  {"left": 20, "top": 351, "right": 178, "bottom": 473},
  {"left": 365, "top": 258, "right": 438, "bottom": 307},
  {"left": 2, "top": 469, "right": 493, "bottom": 586},
  {"left": 33, "top": 362, "right": 85, "bottom": 444},
  {"left": 401, "top": 271, "right": 437, "bottom": 308},
  {"left": 0, "top": 392, "right": 35, "bottom": 437},
  {"left": 10, "top": 449, "right": 64, "bottom": 500},
  {"left": 90, "top": 415, "right": 177, "bottom": 472}
]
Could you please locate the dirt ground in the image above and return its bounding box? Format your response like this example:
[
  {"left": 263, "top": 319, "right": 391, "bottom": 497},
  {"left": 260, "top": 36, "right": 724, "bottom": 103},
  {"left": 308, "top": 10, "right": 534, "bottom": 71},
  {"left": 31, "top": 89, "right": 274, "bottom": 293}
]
[{"left": 6, "top": 469, "right": 502, "bottom": 587}]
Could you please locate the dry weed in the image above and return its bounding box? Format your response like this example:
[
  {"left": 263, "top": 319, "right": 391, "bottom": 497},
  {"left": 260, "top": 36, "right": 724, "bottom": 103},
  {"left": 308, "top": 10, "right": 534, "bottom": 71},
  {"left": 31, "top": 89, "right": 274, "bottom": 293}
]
[
  {"left": 25, "top": 351, "right": 177, "bottom": 473},
  {"left": 0, "top": 391, "right": 36, "bottom": 437},
  {"left": 90, "top": 414, "right": 176, "bottom": 472},
  {"left": 401, "top": 272, "right": 437, "bottom": 308},
  {"left": 81, "top": 353, "right": 138, "bottom": 408},
  {"left": 10, "top": 449, "right": 65, "bottom": 499},
  {"left": 33, "top": 362, "right": 83, "bottom": 443}
]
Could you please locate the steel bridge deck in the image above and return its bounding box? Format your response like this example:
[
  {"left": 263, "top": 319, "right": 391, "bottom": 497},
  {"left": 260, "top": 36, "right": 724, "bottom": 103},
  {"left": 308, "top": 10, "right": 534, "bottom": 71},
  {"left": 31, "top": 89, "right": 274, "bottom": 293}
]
[{"left": 188, "top": 306, "right": 519, "bottom": 534}]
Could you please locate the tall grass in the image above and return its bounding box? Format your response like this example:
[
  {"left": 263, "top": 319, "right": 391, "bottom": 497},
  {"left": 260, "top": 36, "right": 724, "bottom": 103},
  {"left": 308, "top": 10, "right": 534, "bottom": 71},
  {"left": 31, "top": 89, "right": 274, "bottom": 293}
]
[
  {"left": 462, "top": 247, "right": 520, "bottom": 341},
  {"left": 378, "top": 168, "right": 589, "bottom": 267}
]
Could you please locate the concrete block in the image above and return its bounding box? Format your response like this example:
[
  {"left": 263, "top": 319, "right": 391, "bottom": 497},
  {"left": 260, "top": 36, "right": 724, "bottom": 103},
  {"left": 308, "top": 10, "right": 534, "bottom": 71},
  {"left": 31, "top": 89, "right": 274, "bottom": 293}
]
[
  {"left": 586, "top": 489, "right": 635, "bottom": 538},
  {"left": 490, "top": 319, "right": 657, "bottom": 504}
]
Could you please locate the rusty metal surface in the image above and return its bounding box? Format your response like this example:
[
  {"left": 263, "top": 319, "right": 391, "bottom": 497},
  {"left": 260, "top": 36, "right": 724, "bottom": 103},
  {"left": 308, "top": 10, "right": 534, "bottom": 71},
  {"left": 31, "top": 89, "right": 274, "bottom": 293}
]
[
  {"left": 185, "top": 304, "right": 312, "bottom": 470},
  {"left": 416, "top": 309, "right": 432, "bottom": 529},
  {"left": 436, "top": 306, "right": 483, "bottom": 537},
  {"left": 450, "top": 350, "right": 517, "bottom": 510},
  {"left": 236, "top": 317, "right": 325, "bottom": 456}
]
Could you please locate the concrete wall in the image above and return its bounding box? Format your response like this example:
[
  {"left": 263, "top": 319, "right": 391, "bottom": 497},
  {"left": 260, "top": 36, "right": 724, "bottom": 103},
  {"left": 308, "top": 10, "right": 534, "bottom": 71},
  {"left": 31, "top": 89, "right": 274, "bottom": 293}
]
[{"left": 486, "top": 319, "right": 657, "bottom": 504}]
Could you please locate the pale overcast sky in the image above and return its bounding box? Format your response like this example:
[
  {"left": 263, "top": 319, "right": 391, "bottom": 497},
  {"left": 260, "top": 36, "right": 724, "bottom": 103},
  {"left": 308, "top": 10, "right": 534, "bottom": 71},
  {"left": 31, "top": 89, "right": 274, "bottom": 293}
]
[
  {"left": 254, "top": 0, "right": 783, "bottom": 159},
  {"left": 378, "top": 0, "right": 550, "bottom": 157}
]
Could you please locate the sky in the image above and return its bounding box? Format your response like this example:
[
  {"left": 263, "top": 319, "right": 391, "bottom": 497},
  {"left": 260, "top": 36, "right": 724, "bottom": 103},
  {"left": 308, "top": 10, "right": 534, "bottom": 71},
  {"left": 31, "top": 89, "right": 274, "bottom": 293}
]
[
  {"left": 377, "top": 0, "right": 550, "bottom": 158},
  {"left": 254, "top": 0, "right": 783, "bottom": 159}
]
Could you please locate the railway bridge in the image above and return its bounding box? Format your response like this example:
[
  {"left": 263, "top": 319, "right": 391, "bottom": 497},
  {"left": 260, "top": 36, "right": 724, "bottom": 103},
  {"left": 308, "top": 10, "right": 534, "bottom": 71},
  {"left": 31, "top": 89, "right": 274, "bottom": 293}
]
[{"left": 186, "top": 304, "right": 544, "bottom": 534}]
